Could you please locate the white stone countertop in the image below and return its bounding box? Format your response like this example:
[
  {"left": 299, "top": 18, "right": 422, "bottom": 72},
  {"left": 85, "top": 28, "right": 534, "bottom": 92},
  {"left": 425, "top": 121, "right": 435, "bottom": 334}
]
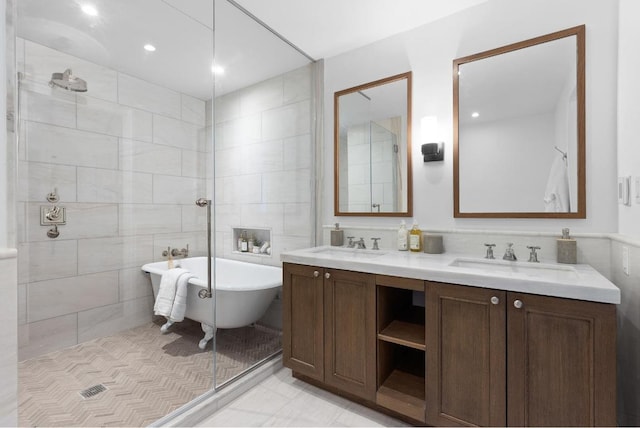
[{"left": 281, "top": 246, "right": 620, "bottom": 304}]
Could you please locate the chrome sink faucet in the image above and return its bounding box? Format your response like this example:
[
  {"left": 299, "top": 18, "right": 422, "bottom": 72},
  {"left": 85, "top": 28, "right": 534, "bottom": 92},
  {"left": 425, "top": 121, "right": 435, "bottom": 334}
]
[
  {"left": 356, "top": 238, "right": 366, "bottom": 249},
  {"left": 503, "top": 243, "right": 517, "bottom": 261}
]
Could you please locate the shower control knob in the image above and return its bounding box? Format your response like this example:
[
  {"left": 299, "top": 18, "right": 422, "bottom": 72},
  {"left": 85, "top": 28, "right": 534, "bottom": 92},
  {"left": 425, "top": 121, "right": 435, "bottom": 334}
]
[
  {"left": 313, "top": 271, "right": 319, "bottom": 278},
  {"left": 490, "top": 296, "right": 500, "bottom": 305},
  {"left": 324, "top": 272, "right": 331, "bottom": 279}
]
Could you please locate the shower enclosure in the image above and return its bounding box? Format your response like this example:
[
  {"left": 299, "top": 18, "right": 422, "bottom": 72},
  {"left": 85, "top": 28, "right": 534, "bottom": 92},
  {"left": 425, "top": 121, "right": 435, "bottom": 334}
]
[{"left": 11, "top": 0, "right": 316, "bottom": 425}]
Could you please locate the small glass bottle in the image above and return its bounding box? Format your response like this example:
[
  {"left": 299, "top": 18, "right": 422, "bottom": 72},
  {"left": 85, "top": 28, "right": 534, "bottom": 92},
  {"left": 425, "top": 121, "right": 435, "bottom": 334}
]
[
  {"left": 409, "top": 221, "right": 422, "bottom": 252},
  {"left": 240, "top": 230, "right": 249, "bottom": 252},
  {"left": 397, "top": 220, "right": 409, "bottom": 251}
]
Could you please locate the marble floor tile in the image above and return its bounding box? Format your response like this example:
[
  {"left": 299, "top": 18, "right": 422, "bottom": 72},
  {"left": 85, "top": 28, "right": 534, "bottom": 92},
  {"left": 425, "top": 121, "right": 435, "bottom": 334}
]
[{"left": 197, "top": 368, "right": 407, "bottom": 427}]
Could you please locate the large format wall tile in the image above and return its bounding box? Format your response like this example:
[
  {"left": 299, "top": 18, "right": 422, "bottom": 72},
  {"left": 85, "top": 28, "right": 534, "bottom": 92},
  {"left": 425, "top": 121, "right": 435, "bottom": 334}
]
[
  {"left": 77, "top": 297, "right": 153, "bottom": 343},
  {"left": 240, "top": 76, "right": 284, "bottom": 116},
  {"left": 119, "top": 139, "right": 182, "bottom": 176},
  {"left": 18, "top": 161, "right": 77, "bottom": 203},
  {"left": 26, "top": 122, "right": 118, "bottom": 169},
  {"left": 0, "top": 254, "right": 17, "bottom": 425},
  {"left": 18, "top": 313, "right": 78, "bottom": 361},
  {"left": 119, "top": 267, "right": 153, "bottom": 302},
  {"left": 27, "top": 271, "right": 119, "bottom": 322},
  {"left": 262, "top": 100, "right": 310, "bottom": 140},
  {"left": 77, "top": 167, "right": 152, "bottom": 203},
  {"left": 118, "top": 204, "right": 182, "bottom": 236},
  {"left": 18, "top": 240, "right": 77, "bottom": 283},
  {"left": 77, "top": 95, "right": 153, "bottom": 141},
  {"left": 153, "top": 114, "right": 203, "bottom": 151},
  {"left": 153, "top": 175, "right": 206, "bottom": 205},
  {"left": 262, "top": 170, "right": 311, "bottom": 204},
  {"left": 181, "top": 93, "right": 206, "bottom": 126},
  {"left": 118, "top": 73, "right": 181, "bottom": 119},
  {"left": 19, "top": 81, "right": 76, "bottom": 128},
  {"left": 78, "top": 235, "right": 153, "bottom": 274}
]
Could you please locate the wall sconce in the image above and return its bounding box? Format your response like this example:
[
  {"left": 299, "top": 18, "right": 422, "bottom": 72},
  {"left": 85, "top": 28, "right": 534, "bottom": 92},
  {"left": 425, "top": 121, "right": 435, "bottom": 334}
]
[{"left": 422, "top": 142, "right": 444, "bottom": 162}]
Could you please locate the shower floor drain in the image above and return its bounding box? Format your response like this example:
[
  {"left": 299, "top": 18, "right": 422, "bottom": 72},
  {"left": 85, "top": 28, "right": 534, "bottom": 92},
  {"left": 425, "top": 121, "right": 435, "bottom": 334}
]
[{"left": 79, "top": 384, "right": 107, "bottom": 399}]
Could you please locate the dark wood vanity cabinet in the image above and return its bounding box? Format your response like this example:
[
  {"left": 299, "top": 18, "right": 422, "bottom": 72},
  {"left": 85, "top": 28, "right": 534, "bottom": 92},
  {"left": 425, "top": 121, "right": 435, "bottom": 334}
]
[
  {"left": 426, "top": 282, "right": 617, "bottom": 427},
  {"left": 506, "top": 292, "right": 617, "bottom": 427},
  {"left": 426, "top": 282, "right": 506, "bottom": 426},
  {"left": 284, "top": 263, "right": 617, "bottom": 426},
  {"left": 282, "top": 263, "right": 324, "bottom": 381},
  {"left": 282, "top": 263, "right": 377, "bottom": 401}
]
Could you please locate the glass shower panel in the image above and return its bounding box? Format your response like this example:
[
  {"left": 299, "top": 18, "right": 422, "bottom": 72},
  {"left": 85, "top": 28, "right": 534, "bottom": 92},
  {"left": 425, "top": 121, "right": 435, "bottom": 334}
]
[
  {"left": 16, "top": 1, "right": 215, "bottom": 426},
  {"left": 212, "top": 0, "right": 315, "bottom": 388}
]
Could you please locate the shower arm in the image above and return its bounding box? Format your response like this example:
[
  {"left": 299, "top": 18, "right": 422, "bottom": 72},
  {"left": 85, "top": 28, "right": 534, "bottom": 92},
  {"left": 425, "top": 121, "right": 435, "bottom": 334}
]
[{"left": 195, "top": 198, "right": 212, "bottom": 299}]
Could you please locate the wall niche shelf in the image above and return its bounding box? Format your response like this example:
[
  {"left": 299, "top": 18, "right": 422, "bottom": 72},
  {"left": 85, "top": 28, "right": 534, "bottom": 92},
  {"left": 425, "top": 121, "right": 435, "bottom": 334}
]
[
  {"left": 376, "top": 275, "right": 426, "bottom": 423},
  {"left": 232, "top": 227, "right": 272, "bottom": 256}
]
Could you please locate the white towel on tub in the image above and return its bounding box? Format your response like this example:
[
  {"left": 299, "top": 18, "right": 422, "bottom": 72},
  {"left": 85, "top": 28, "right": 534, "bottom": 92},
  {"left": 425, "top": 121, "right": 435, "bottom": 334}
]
[{"left": 154, "top": 268, "right": 194, "bottom": 322}]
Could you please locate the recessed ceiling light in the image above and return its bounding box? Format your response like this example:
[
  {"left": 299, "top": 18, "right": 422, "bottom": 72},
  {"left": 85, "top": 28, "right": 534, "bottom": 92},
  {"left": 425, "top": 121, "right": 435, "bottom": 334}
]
[
  {"left": 471, "top": 112, "right": 480, "bottom": 118},
  {"left": 81, "top": 4, "right": 98, "bottom": 16},
  {"left": 144, "top": 44, "right": 156, "bottom": 52},
  {"left": 211, "top": 65, "right": 225, "bottom": 75}
]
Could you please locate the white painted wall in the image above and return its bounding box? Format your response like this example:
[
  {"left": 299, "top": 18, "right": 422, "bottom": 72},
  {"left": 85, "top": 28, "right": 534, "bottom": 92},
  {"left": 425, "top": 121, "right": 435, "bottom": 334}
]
[
  {"left": 323, "top": 0, "right": 619, "bottom": 232},
  {"left": 617, "top": 0, "right": 640, "bottom": 240}
]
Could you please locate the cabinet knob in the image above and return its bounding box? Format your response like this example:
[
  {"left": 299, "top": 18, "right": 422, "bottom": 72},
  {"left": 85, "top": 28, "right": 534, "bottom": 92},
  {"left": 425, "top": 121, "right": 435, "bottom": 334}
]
[
  {"left": 325, "top": 272, "right": 331, "bottom": 279},
  {"left": 490, "top": 296, "right": 500, "bottom": 305},
  {"left": 313, "top": 271, "right": 319, "bottom": 277},
  {"left": 514, "top": 299, "right": 523, "bottom": 309}
]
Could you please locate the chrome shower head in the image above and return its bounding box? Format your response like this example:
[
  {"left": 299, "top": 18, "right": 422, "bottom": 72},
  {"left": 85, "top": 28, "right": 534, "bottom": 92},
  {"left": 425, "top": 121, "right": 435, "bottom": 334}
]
[{"left": 49, "top": 69, "right": 87, "bottom": 92}]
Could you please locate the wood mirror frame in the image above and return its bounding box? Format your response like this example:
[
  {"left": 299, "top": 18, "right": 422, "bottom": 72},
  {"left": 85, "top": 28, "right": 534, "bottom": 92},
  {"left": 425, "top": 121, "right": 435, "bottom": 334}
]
[
  {"left": 334, "top": 72, "right": 413, "bottom": 217},
  {"left": 453, "top": 25, "right": 585, "bottom": 218}
]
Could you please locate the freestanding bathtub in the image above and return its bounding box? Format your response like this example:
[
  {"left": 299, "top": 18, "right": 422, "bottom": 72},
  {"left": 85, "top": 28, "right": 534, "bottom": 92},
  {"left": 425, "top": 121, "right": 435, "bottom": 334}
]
[{"left": 142, "top": 257, "right": 282, "bottom": 349}]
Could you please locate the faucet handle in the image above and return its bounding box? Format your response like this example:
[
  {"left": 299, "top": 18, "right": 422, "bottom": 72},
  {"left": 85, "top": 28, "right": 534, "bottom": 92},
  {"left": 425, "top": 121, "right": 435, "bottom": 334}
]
[
  {"left": 526, "top": 245, "right": 540, "bottom": 263},
  {"left": 346, "top": 236, "right": 355, "bottom": 248},
  {"left": 484, "top": 243, "right": 496, "bottom": 259},
  {"left": 371, "top": 238, "right": 381, "bottom": 250}
]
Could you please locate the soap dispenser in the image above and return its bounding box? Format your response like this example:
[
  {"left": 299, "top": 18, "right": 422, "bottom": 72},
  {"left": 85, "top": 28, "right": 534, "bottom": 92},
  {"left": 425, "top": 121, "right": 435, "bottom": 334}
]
[
  {"left": 330, "top": 223, "right": 344, "bottom": 246},
  {"left": 557, "top": 228, "right": 577, "bottom": 264},
  {"left": 409, "top": 221, "right": 422, "bottom": 252}
]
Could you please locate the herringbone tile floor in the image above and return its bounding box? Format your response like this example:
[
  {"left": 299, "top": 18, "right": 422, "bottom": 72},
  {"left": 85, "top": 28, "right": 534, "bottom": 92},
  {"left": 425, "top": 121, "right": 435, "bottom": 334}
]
[{"left": 18, "top": 318, "right": 281, "bottom": 427}]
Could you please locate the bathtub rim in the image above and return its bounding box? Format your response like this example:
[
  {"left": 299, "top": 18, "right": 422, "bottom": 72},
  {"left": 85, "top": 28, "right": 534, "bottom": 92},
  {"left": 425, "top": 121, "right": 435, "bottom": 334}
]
[{"left": 141, "top": 256, "right": 282, "bottom": 291}]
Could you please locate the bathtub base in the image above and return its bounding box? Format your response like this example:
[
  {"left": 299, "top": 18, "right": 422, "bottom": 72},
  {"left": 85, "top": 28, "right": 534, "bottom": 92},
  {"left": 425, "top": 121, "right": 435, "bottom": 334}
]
[{"left": 199, "top": 323, "right": 216, "bottom": 350}]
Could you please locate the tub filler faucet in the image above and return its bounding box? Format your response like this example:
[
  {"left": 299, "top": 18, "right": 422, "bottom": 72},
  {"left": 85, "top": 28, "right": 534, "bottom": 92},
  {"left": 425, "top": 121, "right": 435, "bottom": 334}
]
[{"left": 503, "top": 243, "right": 517, "bottom": 261}]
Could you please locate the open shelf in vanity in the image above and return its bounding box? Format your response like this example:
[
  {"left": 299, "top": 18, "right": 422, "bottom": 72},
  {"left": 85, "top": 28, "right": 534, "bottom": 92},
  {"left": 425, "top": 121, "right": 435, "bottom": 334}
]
[{"left": 376, "top": 274, "right": 426, "bottom": 423}]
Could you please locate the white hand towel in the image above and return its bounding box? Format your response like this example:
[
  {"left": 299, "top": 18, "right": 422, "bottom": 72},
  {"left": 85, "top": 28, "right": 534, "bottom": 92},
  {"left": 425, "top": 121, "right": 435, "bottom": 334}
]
[
  {"left": 154, "top": 268, "right": 190, "bottom": 318},
  {"left": 168, "top": 271, "right": 193, "bottom": 322}
]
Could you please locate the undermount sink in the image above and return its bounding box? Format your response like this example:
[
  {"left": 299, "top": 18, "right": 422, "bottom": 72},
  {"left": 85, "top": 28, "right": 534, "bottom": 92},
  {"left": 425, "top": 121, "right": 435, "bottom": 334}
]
[
  {"left": 448, "top": 257, "right": 578, "bottom": 279},
  {"left": 310, "top": 247, "right": 388, "bottom": 259}
]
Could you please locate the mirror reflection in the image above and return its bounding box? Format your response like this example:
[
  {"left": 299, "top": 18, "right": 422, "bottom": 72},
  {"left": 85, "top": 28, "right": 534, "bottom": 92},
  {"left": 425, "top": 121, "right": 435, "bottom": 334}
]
[
  {"left": 454, "top": 26, "right": 585, "bottom": 218},
  {"left": 335, "top": 72, "right": 412, "bottom": 216}
]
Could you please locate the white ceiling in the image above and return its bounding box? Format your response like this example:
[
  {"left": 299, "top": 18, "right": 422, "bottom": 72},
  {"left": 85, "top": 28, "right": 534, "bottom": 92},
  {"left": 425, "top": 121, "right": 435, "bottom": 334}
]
[{"left": 17, "top": 0, "right": 487, "bottom": 99}]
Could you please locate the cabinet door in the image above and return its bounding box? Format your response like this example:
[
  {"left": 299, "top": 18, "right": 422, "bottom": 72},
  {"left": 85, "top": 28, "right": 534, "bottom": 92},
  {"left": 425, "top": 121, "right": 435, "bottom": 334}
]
[
  {"left": 324, "top": 269, "right": 377, "bottom": 401},
  {"left": 282, "top": 263, "right": 324, "bottom": 381},
  {"left": 426, "top": 282, "right": 506, "bottom": 426},
  {"left": 507, "top": 293, "right": 616, "bottom": 427}
]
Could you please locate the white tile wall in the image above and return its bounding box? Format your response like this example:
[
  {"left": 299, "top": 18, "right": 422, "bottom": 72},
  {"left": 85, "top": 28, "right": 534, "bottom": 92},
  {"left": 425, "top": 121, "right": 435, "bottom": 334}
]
[
  {"left": 153, "top": 114, "right": 203, "bottom": 151},
  {"left": 117, "top": 73, "right": 181, "bottom": 119},
  {"left": 119, "top": 139, "right": 182, "bottom": 176},
  {"left": 0, "top": 252, "right": 18, "bottom": 425},
  {"left": 17, "top": 39, "right": 210, "bottom": 360},
  {"left": 213, "top": 64, "right": 314, "bottom": 268},
  {"left": 25, "top": 121, "right": 119, "bottom": 169},
  {"left": 27, "top": 271, "right": 119, "bottom": 322}
]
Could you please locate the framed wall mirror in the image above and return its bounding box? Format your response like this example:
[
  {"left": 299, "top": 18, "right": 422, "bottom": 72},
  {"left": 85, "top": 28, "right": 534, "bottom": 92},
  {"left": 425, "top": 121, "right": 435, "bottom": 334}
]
[
  {"left": 453, "top": 25, "right": 585, "bottom": 218},
  {"left": 334, "top": 72, "right": 413, "bottom": 216}
]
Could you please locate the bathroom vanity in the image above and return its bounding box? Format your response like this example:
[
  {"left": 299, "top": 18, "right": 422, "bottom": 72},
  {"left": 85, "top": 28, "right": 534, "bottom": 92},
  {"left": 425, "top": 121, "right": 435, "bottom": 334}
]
[{"left": 281, "top": 247, "right": 619, "bottom": 426}]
